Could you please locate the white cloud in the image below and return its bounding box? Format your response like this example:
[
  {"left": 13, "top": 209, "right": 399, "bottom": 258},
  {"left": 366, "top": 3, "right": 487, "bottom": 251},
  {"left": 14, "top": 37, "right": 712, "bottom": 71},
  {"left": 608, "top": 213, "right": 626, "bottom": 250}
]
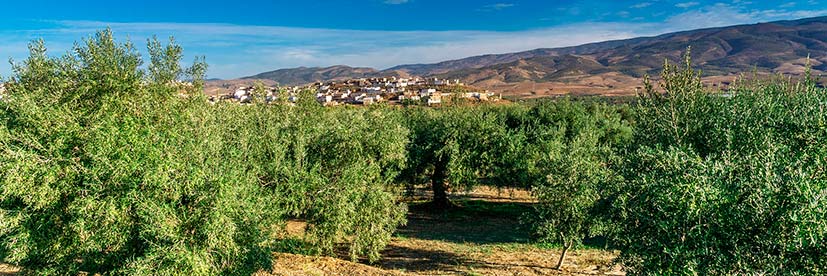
[
  {"left": 675, "top": 2, "right": 700, "bottom": 8},
  {"left": 10, "top": 20, "right": 655, "bottom": 78},
  {"left": 665, "top": 3, "right": 827, "bottom": 29},
  {"left": 480, "top": 3, "right": 515, "bottom": 11},
  {"left": 631, "top": 2, "right": 653, "bottom": 8}
]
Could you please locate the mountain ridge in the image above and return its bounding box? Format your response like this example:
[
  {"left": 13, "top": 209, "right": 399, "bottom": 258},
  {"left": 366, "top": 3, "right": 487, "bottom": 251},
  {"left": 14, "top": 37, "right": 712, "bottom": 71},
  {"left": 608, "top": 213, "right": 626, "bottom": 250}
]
[{"left": 237, "top": 16, "right": 827, "bottom": 96}]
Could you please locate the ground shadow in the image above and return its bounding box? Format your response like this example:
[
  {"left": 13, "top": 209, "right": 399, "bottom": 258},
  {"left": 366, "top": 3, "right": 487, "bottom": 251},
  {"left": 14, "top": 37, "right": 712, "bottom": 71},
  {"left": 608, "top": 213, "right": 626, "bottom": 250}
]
[
  {"left": 396, "top": 199, "right": 535, "bottom": 245},
  {"left": 377, "top": 244, "right": 468, "bottom": 273}
]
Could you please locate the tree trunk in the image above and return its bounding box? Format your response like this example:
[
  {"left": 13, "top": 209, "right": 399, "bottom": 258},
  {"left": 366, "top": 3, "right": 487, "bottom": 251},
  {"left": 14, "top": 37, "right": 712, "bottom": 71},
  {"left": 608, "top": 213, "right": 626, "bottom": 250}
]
[
  {"left": 556, "top": 233, "right": 570, "bottom": 271},
  {"left": 555, "top": 245, "right": 570, "bottom": 271},
  {"left": 431, "top": 159, "right": 452, "bottom": 209}
]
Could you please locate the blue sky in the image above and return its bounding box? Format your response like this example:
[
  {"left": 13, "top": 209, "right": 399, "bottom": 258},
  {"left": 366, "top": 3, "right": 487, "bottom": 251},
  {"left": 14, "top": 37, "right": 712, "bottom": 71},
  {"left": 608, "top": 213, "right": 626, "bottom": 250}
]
[{"left": 0, "top": 0, "right": 825, "bottom": 79}]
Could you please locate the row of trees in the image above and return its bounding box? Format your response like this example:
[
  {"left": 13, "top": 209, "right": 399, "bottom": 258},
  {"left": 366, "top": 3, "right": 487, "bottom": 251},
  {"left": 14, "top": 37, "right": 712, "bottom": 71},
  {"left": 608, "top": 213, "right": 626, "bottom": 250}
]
[
  {"left": 390, "top": 54, "right": 827, "bottom": 274},
  {"left": 1, "top": 31, "right": 825, "bottom": 275}
]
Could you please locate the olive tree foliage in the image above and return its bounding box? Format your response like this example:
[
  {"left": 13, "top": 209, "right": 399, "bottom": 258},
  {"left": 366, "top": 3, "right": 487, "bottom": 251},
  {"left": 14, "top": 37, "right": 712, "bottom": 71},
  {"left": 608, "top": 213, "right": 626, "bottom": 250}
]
[
  {"left": 400, "top": 106, "right": 510, "bottom": 208},
  {"left": 614, "top": 53, "right": 827, "bottom": 274},
  {"left": 524, "top": 101, "right": 632, "bottom": 270},
  {"left": 232, "top": 101, "right": 409, "bottom": 262},
  {"left": 0, "top": 29, "right": 280, "bottom": 275},
  {"left": 0, "top": 29, "right": 409, "bottom": 275}
]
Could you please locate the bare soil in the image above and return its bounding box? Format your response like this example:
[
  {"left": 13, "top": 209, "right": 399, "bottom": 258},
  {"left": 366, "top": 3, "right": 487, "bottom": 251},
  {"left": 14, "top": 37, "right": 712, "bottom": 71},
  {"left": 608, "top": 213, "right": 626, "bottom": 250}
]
[
  {"left": 0, "top": 264, "right": 19, "bottom": 276},
  {"left": 256, "top": 253, "right": 402, "bottom": 276}
]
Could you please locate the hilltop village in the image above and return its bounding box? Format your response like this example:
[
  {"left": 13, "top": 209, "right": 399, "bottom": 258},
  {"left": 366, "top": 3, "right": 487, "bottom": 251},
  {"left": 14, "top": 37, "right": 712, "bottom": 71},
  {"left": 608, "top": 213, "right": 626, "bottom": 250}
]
[{"left": 213, "top": 77, "right": 501, "bottom": 106}]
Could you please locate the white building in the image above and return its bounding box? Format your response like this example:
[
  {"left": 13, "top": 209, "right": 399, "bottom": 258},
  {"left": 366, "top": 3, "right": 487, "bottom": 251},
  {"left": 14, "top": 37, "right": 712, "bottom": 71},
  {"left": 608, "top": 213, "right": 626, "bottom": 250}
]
[
  {"left": 420, "top": 88, "right": 437, "bottom": 97},
  {"left": 362, "top": 87, "right": 383, "bottom": 93},
  {"left": 233, "top": 88, "right": 249, "bottom": 99}
]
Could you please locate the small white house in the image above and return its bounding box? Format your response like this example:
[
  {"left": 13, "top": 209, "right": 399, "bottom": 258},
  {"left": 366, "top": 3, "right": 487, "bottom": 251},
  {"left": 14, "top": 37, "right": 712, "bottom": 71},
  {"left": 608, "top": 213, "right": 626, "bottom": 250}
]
[
  {"left": 317, "top": 95, "right": 333, "bottom": 103},
  {"left": 233, "top": 88, "right": 248, "bottom": 100},
  {"left": 420, "top": 88, "right": 437, "bottom": 97}
]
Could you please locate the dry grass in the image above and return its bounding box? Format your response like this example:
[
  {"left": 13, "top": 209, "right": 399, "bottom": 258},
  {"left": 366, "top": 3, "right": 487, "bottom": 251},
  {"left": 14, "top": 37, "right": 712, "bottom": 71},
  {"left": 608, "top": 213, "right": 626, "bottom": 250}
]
[
  {"left": 380, "top": 237, "right": 622, "bottom": 276},
  {"left": 255, "top": 253, "right": 402, "bottom": 276},
  {"left": 259, "top": 186, "right": 622, "bottom": 275},
  {"left": 0, "top": 264, "right": 19, "bottom": 276},
  {"left": 373, "top": 186, "right": 622, "bottom": 275}
]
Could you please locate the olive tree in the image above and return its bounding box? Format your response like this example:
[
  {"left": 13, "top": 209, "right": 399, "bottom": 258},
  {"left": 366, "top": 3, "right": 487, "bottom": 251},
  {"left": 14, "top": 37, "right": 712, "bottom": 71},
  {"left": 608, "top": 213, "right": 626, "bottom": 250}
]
[
  {"left": 237, "top": 102, "right": 409, "bottom": 262},
  {"left": 526, "top": 100, "right": 632, "bottom": 270},
  {"left": 0, "top": 29, "right": 286, "bottom": 275},
  {"left": 401, "top": 106, "right": 509, "bottom": 208},
  {"left": 614, "top": 53, "right": 827, "bottom": 274},
  {"left": 0, "top": 29, "right": 410, "bottom": 275}
]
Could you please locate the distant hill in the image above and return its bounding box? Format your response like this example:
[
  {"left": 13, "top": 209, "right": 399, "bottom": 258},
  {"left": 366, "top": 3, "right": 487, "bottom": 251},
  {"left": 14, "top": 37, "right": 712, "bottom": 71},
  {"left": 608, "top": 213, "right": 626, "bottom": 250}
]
[
  {"left": 240, "top": 16, "right": 827, "bottom": 97},
  {"left": 390, "top": 16, "right": 827, "bottom": 78},
  {"left": 385, "top": 38, "right": 651, "bottom": 76}
]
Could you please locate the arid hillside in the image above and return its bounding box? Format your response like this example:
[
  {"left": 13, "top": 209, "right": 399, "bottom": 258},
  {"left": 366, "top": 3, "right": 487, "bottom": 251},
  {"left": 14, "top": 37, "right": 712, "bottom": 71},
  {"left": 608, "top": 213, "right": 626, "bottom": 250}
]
[{"left": 239, "top": 16, "right": 827, "bottom": 97}]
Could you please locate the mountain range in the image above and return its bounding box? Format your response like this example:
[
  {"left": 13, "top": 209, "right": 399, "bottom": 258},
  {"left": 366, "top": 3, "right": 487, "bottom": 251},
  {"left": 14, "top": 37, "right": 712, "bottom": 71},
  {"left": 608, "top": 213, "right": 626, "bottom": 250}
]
[{"left": 232, "top": 16, "right": 827, "bottom": 97}]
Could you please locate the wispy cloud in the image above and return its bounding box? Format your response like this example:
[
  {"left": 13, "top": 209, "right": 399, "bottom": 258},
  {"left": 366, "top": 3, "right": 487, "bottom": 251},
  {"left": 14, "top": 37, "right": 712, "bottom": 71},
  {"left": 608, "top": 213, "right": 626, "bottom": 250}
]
[
  {"left": 631, "top": 2, "right": 653, "bottom": 8},
  {"left": 3, "top": 20, "right": 656, "bottom": 78},
  {"left": 665, "top": 3, "right": 827, "bottom": 29},
  {"left": 479, "top": 3, "right": 515, "bottom": 11},
  {"left": 675, "top": 2, "right": 700, "bottom": 8},
  {"left": 383, "top": 0, "right": 409, "bottom": 4}
]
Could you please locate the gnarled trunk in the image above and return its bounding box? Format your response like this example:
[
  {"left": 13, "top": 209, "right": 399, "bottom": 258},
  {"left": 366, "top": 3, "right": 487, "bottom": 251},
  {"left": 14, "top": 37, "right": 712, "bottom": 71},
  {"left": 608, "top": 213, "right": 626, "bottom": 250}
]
[{"left": 431, "top": 159, "right": 452, "bottom": 209}]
